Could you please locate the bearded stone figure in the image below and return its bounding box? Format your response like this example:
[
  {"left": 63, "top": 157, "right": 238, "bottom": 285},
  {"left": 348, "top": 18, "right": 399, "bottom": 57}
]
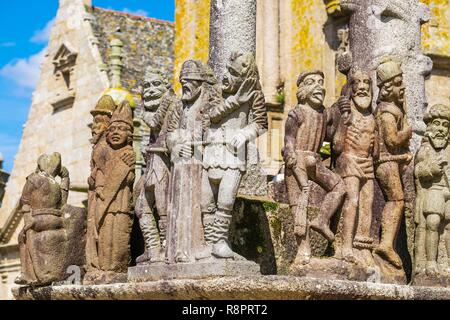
[
  {"left": 165, "top": 60, "right": 221, "bottom": 264},
  {"left": 199, "top": 51, "right": 268, "bottom": 260},
  {"left": 135, "top": 68, "right": 177, "bottom": 265},
  {"left": 414, "top": 104, "right": 450, "bottom": 286},
  {"left": 86, "top": 95, "right": 117, "bottom": 275},
  {"left": 374, "top": 60, "right": 413, "bottom": 271},
  {"left": 15, "top": 153, "right": 86, "bottom": 286},
  {"left": 89, "top": 101, "right": 135, "bottom": 283},
  {"left": 323, "top": 69, "right": 379, "bottom": 268}
]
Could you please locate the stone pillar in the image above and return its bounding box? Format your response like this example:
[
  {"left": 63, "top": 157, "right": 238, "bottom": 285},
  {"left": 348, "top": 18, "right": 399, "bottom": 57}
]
[
  {"left": 340, "top": 0, "right": 433, "bottom": 151},
  {"left": 258, "top": 0, "right": 280, "bottom": 106},
  {"left": 209, "top": 0, "right": 257, "bottom": 79}
]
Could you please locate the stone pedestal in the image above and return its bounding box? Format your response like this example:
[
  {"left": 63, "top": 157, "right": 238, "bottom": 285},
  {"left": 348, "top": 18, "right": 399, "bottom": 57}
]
[
  {"left": 128, "top": 260, "right": 261, "bottom": 282},
  {"left": 13, "top": 276, "right": 450, "bottom": 300}
]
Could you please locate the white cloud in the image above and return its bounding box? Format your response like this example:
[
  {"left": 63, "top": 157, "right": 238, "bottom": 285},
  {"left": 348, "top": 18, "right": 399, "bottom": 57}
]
[
  {"left": 0, "top": 48, "right": 47, "bottom": 90},
  {"left": 31, "top": 18, "right": 55, "bottom": 44},
  {"left": 122, "top": 8, "right": 148, "bottom": 17}
]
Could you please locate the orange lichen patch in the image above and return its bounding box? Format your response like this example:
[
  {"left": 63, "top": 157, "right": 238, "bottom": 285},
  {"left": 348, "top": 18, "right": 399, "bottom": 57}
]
[
  {"left": 287, "top": 0, "right": 329, "bottom": 108},
  {"left": 173, "top": 0, "right": 211, "bottom": 93},
  {"left": 420, "top": 0, "right": 450, "bottom": 57}
]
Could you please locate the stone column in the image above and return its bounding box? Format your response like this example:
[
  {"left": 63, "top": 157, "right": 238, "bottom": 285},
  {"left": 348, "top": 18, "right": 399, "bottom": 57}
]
[
  {"left": 209, "top": 0, "right": 257, "bottom": 79},
  {"left": 258, "top": 0, "right": 280, "bottom": 106},
  {"left": 340, "top": 0, "right": 432, "bottom": 151}
]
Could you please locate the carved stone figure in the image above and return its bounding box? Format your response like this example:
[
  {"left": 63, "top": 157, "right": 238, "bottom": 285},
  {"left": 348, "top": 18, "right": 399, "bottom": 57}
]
[
  {"left": 200, "top": 52, "right": 268, "bottom": 259},
  {"left": 328, "top": 69, "right": 379, "bottom": 265},
  {"left": 414, "top": 104, "right": 450, "bottom": 286},
  {"left": 86, "top": 94, "right": 116, "bottom": 275},
  {"left": 374, "top": 60, "right": 413, "bottom": 269},
  {"left": 165, "top": 60, "right": 220, "bottom": 264},
  {"left": 283, "top": 71, "right": 346, "bottom": 268},
  {"left": 15, "top": 153, "right": 86, "bottom": 286},
  {"left": 91, "top": 101, "right": 135, "bottom": 282},
  {"left": 135, "top": 68, "right": 177, "bottom": 264}
]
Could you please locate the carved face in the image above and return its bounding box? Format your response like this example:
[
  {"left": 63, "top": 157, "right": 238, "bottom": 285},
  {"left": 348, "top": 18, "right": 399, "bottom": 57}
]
[
  {"left": 350, "top": 70, "right": 372, "bottom": 111},
  {"left": 427, "top": 117, "right": 450, "bottom": 149},
  {"left": 181, "top": 78, "right": 202, "bottom": 104},
  {"left": 379, "top": 75, "right": 405, "bottom": 106},
  {"left": 91, "top": 114, "right": 110, "bottom": 144},
  {"left": 222, "top": 56, "right": 246, "bottom": 94},
  {"left": 297, "top": 74, "right": 326, "bottom": 109},
  {"left": 107, "top": 121, "right": 132, "bottom": 149},
  {"left": 142, "top": 73, "right": 167, "bottom": 110}
]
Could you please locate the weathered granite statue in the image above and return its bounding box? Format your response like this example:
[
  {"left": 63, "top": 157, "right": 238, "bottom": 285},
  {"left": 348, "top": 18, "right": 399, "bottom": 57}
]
[
  {"left": 15, "top": 153, "right": 86, "bottom": 286},
  {"left": 200, "top": 52, "right": 268, "bottom": 259},
  {"left": 374, "top": 60, "right": 413, "bottom": 271},
  {"left": 283, "top": 71, "right": 346, "bottom": 269},
  {"left": 165, "top": 60, "right": 220, "bottom": 264},
  {"left": 86, "top": 94, "right": 117, "bottom": 277},
  {"left": 135, "top": 68, "right": 177, "bottom": 264},
  {"left": 414, "top": 104, "right": 450, "bottom": 286},
  {"left": 89, "top": 101, "right": 135, "bottom": 283},
  {"left": 328, "top": 69, "right": 379, "bottom": 267},
  {"left": 128, "top": 60, "right": 260, "bottom": 281}
]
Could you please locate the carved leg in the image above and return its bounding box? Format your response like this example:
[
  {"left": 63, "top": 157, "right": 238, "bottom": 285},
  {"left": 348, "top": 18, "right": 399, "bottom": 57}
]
[
  {"left": 310, "top": 180, "right": 346, "bottom": 242},
  {"left": 341, "top": 176, "right": 360, "bottom": 264},
  {"left": 97, "top": 213, "right": 114, "bottom": 271},
  {"left": 135, "top": 185, "right": 163, "bottom": 265},
  {"left": 443, "top": 222, "right": 450, "bottom": 273},
  {"left": 211, "top": 169, "right": 242, "bottom": 259},
  {"left": 374, "top": 163, "right": 404, "bottom": 269},
  {"left": 374, "top": 200, "right": 404, "bottom": 269},
  {"left": 354, "top": 179, "right": 375, "bottom": 266},
  {"left": 200, "top": 170, "right": 219, "bottom": 244},
  {"left": 293, "top": 219, "right": 311, "bottom": 266},
  {"left": 425, "top": 213, "right": 441, "bottom": 275}
]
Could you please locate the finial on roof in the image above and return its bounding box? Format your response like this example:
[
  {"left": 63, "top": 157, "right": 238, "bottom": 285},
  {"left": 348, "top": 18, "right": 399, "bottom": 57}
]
[{"left": 109, "top": 33, "right": 124, "bottom": 89}]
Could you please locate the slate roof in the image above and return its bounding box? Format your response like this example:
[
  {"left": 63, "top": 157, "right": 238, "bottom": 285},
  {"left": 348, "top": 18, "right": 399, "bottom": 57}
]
[{"left": 87, "top": 6, "right": 175, "bottom": 92}]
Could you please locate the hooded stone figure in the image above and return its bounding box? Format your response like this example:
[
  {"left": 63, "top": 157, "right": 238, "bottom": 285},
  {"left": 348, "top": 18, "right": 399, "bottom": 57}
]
[
  {"left": 15, "top": 153, "right": 86, "bottom": 286},
  {"left": 414, "top": 104, "right": 450, "bottom": 283},
  {"left": 92, "top": 101, "right": 135, "bottom": 278}
]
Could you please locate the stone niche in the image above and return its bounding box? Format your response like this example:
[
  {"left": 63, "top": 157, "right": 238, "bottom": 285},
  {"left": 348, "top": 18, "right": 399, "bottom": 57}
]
[{"left": 51, "top": 43, "right": 78, "bottom": 113}]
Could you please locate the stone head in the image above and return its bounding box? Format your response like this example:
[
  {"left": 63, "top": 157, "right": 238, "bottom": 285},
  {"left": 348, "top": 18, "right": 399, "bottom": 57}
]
[
  {"left": 296, "top": 70, "right": 326, "bottom": 109},
  {"left": 349, "top": 69, "right": 372, "bottom": 112},
  {"left": 91, "top": 95, "right": 116, "bottom": 144},
  {"left": 424, "top": 104, "right": 450, "bottom": 150},
  {"left": 107, "top": 101, "right": 134, "bottom": 149},
  {"left": 222, "top": 52, "right": 259, "bottom": 95},
  {"left": 179, "top": 60, "right": 216, "bottom": 104},
  {"left": 37, "top": 152, "right": 62, "bottom": 178},
  {"left": 377, "top": 60, "right": 405, "bottom": 107},
  {"left": 142, "top": 68, "right": 170, "bottom": 111}
]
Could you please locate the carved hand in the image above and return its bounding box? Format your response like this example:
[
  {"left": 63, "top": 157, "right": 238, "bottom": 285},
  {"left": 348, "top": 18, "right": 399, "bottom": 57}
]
[
  {"left": 121, "top": 152, "right": 136, "bottom": 167},
  {"left": 96, "top": 188, "right": 105, "bottom": 201},
  {"left": 60, "top": 166, "right": 70, "bottom": 179},
  {"left": 338, "top": 96, "right": 351, "bottom": 116},
  {"left": 230, "top": 132, "right": 247, "bottom": 150},
  {"left": 173, "top": 143, "right": 193, "bottom": 158},
  {"left": 284, "top": 153, "right": 297, "bottom": 170},
  {"left": 236, "top": 77, "right": 257, "bottom": 105}
]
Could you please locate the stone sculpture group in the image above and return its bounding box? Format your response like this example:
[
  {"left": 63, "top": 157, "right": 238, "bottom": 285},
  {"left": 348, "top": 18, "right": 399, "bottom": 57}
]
[{"left": 13, "top": 0, "right": 450, "bottom": 291}]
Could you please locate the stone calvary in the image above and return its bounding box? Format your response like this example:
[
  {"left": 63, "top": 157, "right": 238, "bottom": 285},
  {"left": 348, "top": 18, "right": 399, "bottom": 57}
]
[{"left": 11, "top": 0, "right": 450, "bottom": 298}]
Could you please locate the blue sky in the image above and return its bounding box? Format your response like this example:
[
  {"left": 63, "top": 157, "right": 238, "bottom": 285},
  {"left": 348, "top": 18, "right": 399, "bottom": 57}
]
[{"left": 0, "top": 0, "right": 175, "bottom": 172}]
